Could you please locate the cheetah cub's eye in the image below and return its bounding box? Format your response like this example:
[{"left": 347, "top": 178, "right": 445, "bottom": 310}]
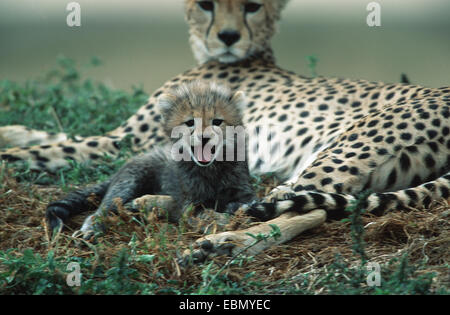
[
  {"left": 197, "top": 1, "right": 214, "bottom": 12},
  {"left": 244, "top": 2, "right": 262, "bottom": 14},
  {"left": 185, "top": 119, "right": 195, "bottom": 127},
  {"left": 212, "top": 119, "right": 224, "bottom": 126}
]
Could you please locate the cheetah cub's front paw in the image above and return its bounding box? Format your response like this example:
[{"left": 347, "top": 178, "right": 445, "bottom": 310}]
[{"left": 72, "top": 214, "right": 106, "bottom": 241}]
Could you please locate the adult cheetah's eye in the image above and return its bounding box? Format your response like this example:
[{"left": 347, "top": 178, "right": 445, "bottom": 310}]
[
  {"left": 212, "top": 119, "right": 224, "bottom": 126},
  {"left": 185, "top": 119, "right": 195, "bottom": 127},
  {"left": 244, "top": 2, "right": 262, "bottom": 14},
  {"left": 197, "top": 1, "right": 214, "bottom": 12}
]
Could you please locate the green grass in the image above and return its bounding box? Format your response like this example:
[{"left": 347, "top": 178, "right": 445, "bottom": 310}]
[
  {"left": 0, "top": 55, "right": 148, "bottom": 139},
  {"left": 0, "top": 59, "right": 447, "bottom": 295}
]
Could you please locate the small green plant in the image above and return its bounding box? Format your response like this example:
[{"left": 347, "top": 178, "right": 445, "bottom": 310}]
[
  {"left": 0, "top": 247, "right": 158, "bottom": 295},
  {"left": 0, "top": 249, "right": 73, "bottom": 294},
  {"left": 345, "top": 190, "right": 372, "bottom": 264},
  {"left": 306, "top": 55, "right": 319, "bottom": 78},
  {"left": 198, "top": 224, "right": 281, "bottom": 294}
]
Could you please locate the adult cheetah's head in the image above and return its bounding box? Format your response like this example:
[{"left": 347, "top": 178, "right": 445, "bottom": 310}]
[{"left": 184, "top": 0, "right": 289, "bottom": 64}]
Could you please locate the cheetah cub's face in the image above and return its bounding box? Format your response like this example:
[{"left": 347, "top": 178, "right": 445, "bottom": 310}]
[
  {"left": 185, "top": 0, "right": 290, "bottom": 63},
  {"left": 158, "top": 81, "right": 247, "bottom": 166}
]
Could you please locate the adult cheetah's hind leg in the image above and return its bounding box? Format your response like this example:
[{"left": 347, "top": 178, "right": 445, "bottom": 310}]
[
  {"left": 245, "top": 171, "right": 450, "bottom": 222},
  {"left": 247, "top": 96, "right": 450, "bottom": 221}
]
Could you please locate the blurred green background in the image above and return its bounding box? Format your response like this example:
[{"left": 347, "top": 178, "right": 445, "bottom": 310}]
[{"left": 0, "top": 0, "right": 449, "bottom": 93}]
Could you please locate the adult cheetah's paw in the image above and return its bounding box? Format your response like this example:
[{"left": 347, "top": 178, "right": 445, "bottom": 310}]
[{"left": 179, "top": 231, "right": 250, "bottom": 265}]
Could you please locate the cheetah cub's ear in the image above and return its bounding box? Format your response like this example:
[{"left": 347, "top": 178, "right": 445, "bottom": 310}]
[
  {"left": 230, "top": 91, "right": 247, "bottom": 114},
  {"left": 157, "top": 93, "right": 176, "bottom": 117}
]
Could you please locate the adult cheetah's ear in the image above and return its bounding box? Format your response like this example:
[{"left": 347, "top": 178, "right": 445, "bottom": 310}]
[
  {"left": 265, "top": 0, "right": 290, "bottom": 21},
  {"left": 230, "top": 91, "right": 247, "bottom": 114},
  {"left": 184, "top": 0, "right": 196, "bottom": 21}
]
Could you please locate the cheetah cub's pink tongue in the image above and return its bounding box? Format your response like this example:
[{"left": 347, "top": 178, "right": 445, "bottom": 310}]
[{"left": 195, "top": 147, "right": 212, "bottom": 163}]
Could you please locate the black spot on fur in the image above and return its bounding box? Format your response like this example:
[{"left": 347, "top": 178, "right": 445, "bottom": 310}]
[
  {"left": 309, "top": 193, "right": 325, "bottom": 206},
  {"left": 404, "top": 189, "right": 418, "bottom": 204},
  {"left": 319, "top": 104, "right": 329, "bottom": 111},
  {"left": 284, "top": 145, "right": 294, "bottom": 157},
  {"left": 140, "top": 124, "right": 149, "bottom": 133},
  {"left": 304, "top": 172, "right": 316, "bottom": 179},
  {"left": 397, "top": 122, "right": 408, "bottom": 130},
  {"left": 301, "top": 136, "right": 313, "bottom": 148},
  {"left": 291, "top": 195, "right": 309, "bottom": 212},
  {"left": 371, "top": 193, "right": 397, "bottom": 216},
  {"left": 1, "top": 154, "right": 22, "bottom": 162},
  {"left": 386, "top": 169, "right": 397, "bottom": 189},
  {"left": 63, "top": 146, "right": 76, "bottom": 154},
  {"left": 297, "top": 128, "right": 308, "bottom": 136},
  {"left": 358, "top": 153, "right": 370, "bottom": 159},
  {"left": 440, "top": 186, "right": 450, "bottom": 199},
  {"left": 427, "top": 142, "right": 439, "bottom": 153},
  {"left": 427, "top": 130, "right": 438, "bottom": 139},
  {"left": 414, "top": 122, "right": 425, "bottom": 130},
  {"left": 399, "top": 153, "right": 411, "bottom": 172},
  {"left": 424, "top": 154, "right": 436, "bottom": 168},
  {"left": 401, "top": 133, "right": 412, "bottom": 141}
]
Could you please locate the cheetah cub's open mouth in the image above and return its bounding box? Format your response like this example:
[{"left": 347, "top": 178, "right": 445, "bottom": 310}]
[{"left": 189, "top": 140, "right": 220, "bottom": 167}]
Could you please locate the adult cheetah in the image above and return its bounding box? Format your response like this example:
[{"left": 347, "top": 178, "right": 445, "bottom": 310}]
[{"left": 1, "top": 0, "right": 449, "bottom": 261}]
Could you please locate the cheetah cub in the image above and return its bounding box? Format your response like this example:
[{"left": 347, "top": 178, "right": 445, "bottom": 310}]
[{"left": 46, "top": 81, "right": 255, "bottom": 239}]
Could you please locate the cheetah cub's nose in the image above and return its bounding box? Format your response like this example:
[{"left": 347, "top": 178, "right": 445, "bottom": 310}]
[{"left": 218, "top": 30, "right": 241, "bottom": 47}]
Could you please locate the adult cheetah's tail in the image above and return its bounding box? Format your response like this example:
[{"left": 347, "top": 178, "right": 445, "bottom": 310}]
[{"left": 247, "top": 171, "right": 450, "bottom": 221}]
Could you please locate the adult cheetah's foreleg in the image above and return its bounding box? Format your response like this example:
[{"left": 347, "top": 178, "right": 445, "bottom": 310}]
[{"left": 181, "top": 209, "right": 327, "bottom": 264}]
